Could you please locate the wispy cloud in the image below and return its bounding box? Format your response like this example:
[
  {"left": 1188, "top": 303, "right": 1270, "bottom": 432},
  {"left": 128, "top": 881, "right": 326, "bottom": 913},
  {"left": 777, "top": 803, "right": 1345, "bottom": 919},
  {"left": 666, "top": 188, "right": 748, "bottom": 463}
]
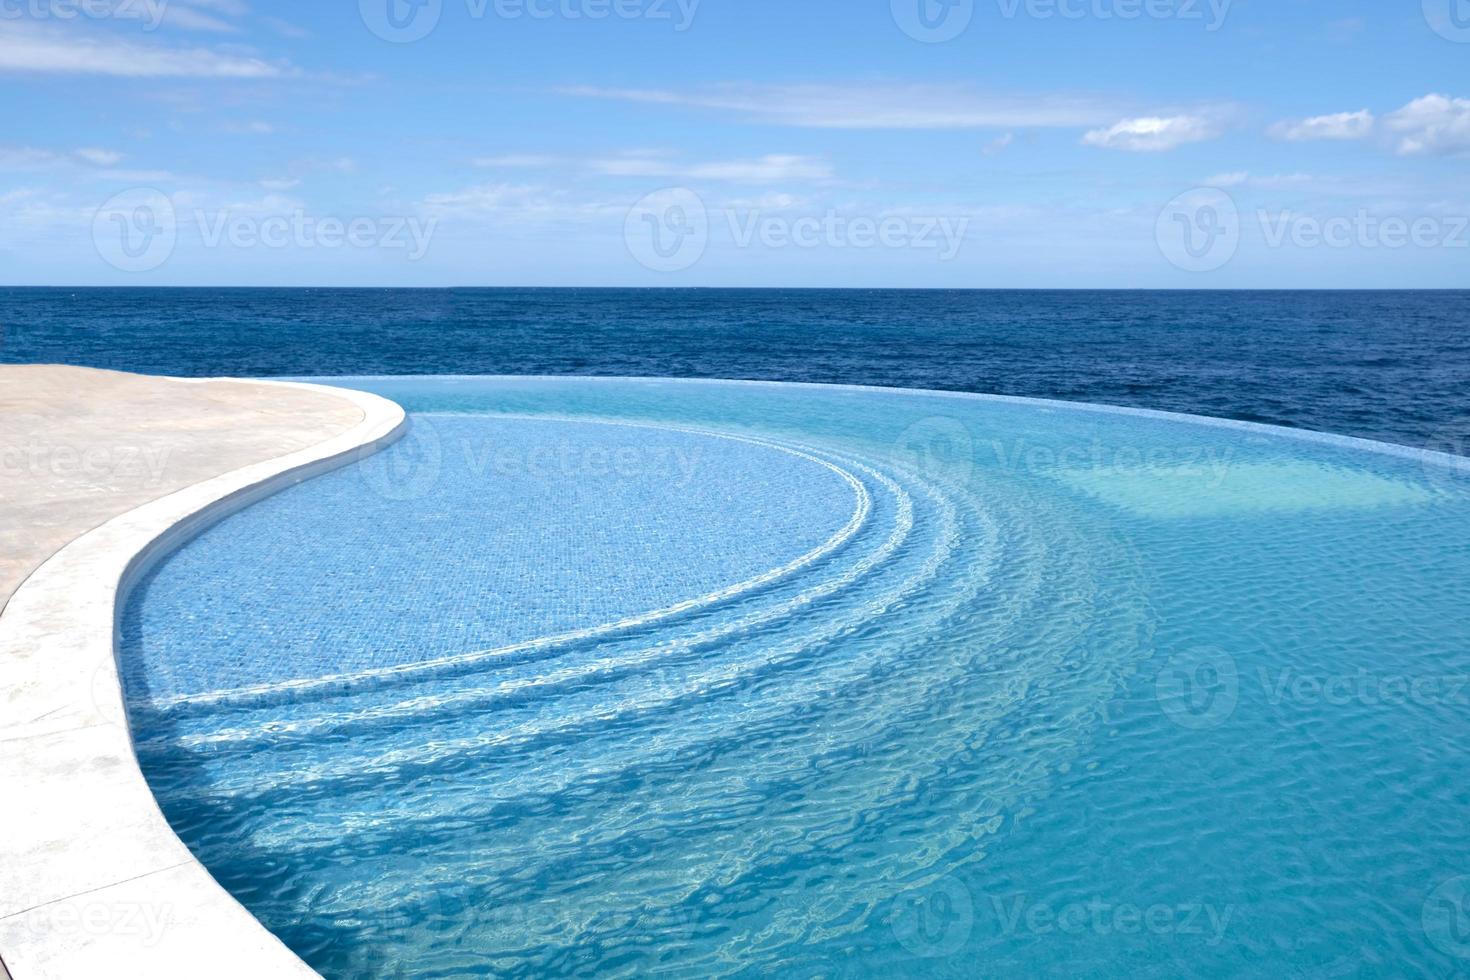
[
  {"left": 157, "top": 3, "right": 240, "bottom": 33},
  {"left": 1201, "top": 172, "right": 1321, "bottom": 190},
  {"left": 219, "top": 120, "right": 276, "bottom": 135},
  {"left": 473, "top": 154, "right": 563, "bottom": 168},
  {"left": 474, "top": 151, "right": 834, "bottom": 183},
  {"left": 1198, "top": 171, "right": 1429, "bottom": 202},
  {"left": 1082, "top": 114, "right": 1223, "bottom": 152},
  {"left": 588, "top": 153, "right": 832, "bottom": 182},
  {"left": 0, "top": 21, "right": 289, "bottom": 78},
  {"left": 558, "top": 83, "right": 1115, "bottom": 129},
  {"left": 1383, "top": 94, "right": 1470, "bottom": 157},
  {"left": 1268, "top": 109, "right": 1374, "bottom": 142},
  {"left": 0, "top": 144, "right": 124, "bottom": 169},
  {"left": 74, "top": 147, "right": 123, "bottom": 166},
  {"left": 982, "top": 133, "right": 1014, "bottom": 156}
]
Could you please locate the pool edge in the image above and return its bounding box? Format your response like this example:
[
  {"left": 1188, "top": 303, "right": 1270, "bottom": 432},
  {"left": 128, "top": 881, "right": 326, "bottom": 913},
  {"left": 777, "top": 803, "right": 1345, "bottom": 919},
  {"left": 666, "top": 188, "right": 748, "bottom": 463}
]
[
  {"left": 0, "top": 379, "right": 406, "bottom": 979},
  {"left": 283, "top": 374, "right": 1470, "bottom": 476}
]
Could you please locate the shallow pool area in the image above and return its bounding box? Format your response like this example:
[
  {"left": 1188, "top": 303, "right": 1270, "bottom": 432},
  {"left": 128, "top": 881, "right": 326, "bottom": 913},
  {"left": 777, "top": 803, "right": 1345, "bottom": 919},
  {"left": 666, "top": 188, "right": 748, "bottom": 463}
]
[{"left": 120, "top": 377, "right": 1470, "bottom": 977}]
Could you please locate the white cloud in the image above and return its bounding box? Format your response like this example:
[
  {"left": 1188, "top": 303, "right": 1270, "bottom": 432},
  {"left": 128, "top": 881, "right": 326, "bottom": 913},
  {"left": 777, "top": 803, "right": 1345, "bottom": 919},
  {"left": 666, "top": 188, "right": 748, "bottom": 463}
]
[
  {"left": 588, "top": 153, "right": 832, "bottom": 182},
  {"left": 720, "top": 192, "right": 810, "bottom": 210},
  {"left": 1202, "top": 171, "right": 1249, "bottom": 188},
  {"left": 982, "top": 133, "right": 1014, "bottom": 156},
  {"left": 1383, "top": 94, "right": 1470, "bottom": 157},
  {"left": 262, "top": 17, "right": 311, "bottom": 39},
  {"left": 0, "top": 22, "right": 287, "bottom": 78},
  {"left": 473, "top": 154, "right": 562, "bottom": 168},
  {"left": 422, "top": 182, "right": 566, "bottom": 215},
  {"left": 157, "top": 4, "right": 239, "bottom": 33},
  {"left": 220, "top": 121, "right": 275, "bottom": 135},
  {"left": 0, "top": 145, "right": 61, "bottom": 169},
  {"left": 0, "top": 144, "right": 126, "bottom": 170},
  {"left": 1268, "top": 109, "right": 1374, "bottom": 142},
  {"left": 1081, "top": 115, "right": 1223, "bottom": 152},
  {"left": 74, "top": 148, "right": 123, "bottom": 166},
  {"left": 1200, "top": 172, "right": 1326, "bottom": 190},
  {"left": 95, "top": 168, "right": 177, "bottom": 182},
  {"left": 473, "top": 151, "right": 833, "bottom": 183},
  {"left": 559, "top": 83, "right": 1115, "bottom": 129},
  {"left": 259, "top": 178, "right": 302, "bottom": 191}
]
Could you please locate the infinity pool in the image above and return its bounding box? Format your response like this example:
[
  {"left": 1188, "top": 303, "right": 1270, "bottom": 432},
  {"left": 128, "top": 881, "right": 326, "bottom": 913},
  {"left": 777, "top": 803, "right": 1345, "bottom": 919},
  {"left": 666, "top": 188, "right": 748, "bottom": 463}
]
[{"left": 121, "top": 377, "right": 1470, "bottom": 977}]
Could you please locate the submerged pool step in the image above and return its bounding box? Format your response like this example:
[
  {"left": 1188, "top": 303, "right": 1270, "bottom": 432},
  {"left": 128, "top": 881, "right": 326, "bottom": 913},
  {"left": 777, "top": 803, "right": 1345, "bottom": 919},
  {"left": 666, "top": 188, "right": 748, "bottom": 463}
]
[
  {"left": 142, "top": 453, "right": 961, "bottom": 805},
  {"left": 208, "top": 494, "right": 1152, "bottom": 960},
  {"left": 133, "top": 449, "right": 916, "bottom": 759},
  {"left": 183, "top": 475, "right": 1096, "bottom": 861}
]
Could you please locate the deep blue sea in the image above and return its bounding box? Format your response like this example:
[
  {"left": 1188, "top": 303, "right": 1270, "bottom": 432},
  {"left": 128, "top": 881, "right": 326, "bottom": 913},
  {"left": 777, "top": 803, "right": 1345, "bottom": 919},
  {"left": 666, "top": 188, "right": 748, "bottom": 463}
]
[{"left": 2, "top": 288, "right": 1467, "bottom": 450}]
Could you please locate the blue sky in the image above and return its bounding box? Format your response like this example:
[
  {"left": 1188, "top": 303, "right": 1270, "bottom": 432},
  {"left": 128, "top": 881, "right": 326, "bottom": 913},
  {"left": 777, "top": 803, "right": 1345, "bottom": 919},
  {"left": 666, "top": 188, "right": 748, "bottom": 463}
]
[{"left": 2, "top": 0, "right": 1468, "bottom": 286}]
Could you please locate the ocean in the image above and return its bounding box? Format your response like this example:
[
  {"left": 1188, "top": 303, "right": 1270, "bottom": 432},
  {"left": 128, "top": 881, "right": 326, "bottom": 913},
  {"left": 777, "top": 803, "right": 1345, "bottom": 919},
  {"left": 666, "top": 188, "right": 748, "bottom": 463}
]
[{"left": 2, "top": 287, "right": 1466, "bottom": 450}]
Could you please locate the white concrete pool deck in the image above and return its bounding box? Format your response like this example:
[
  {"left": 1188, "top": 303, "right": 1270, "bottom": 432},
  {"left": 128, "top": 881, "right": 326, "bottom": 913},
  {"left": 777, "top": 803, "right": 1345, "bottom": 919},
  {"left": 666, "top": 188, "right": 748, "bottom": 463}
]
[{"left": 0, "top": 367, "right": 406, "bottom": 979}]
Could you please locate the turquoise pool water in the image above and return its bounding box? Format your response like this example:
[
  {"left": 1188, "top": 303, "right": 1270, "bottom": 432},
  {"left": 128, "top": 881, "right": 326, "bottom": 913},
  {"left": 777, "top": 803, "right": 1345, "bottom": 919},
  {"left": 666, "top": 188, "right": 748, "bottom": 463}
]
[{"left": 121, "top": 378, "right": 1470, "bottom": 977}]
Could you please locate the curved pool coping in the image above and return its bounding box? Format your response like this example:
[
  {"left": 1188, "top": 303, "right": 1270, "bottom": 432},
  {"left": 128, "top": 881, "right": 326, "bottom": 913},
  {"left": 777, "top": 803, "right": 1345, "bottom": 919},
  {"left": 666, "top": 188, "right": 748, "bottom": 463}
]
[
  {"left": 303, "top": 374, "right": 1470, "bottom": 477},
  {"left": 0, "top": 379, "right": 406, "bottom": 979}
]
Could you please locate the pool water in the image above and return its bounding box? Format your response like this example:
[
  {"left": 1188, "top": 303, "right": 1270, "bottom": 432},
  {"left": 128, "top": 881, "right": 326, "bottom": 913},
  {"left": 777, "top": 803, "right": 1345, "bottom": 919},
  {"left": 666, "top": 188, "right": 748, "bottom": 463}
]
[{"left": 121, "top": 378, "right": 1470, "bottom": 978}]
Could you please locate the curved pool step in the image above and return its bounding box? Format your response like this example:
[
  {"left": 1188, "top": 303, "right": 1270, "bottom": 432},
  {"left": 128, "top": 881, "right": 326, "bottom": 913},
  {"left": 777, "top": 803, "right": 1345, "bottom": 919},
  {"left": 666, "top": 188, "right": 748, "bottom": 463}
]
[
  {"left": 133, "top": 445, "right": 915, "bottom": 756},
  {"left": 144, "top": 451, "right": 963, "bottom": 806},
  {"left": 130, "top": 425, "right": 879, "bottom": 721},
  {"left": 184, "top": 463, "right": 1084, "bottom": 854},
  {"left": 212, "top": 488, "right": 1154, "bottom": 973}
]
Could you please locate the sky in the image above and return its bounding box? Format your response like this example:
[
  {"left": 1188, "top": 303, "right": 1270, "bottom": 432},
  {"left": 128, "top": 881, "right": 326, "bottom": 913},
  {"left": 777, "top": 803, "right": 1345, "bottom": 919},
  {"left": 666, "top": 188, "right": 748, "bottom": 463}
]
[{"left": 1, "top": 0, "right": 1468, "bottom": 287}]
